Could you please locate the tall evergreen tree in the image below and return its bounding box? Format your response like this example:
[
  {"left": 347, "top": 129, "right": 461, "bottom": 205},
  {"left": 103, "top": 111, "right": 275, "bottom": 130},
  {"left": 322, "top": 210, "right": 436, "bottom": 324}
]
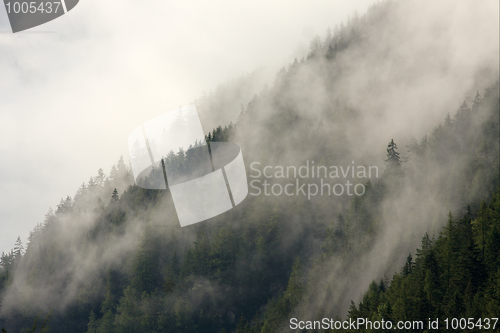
[
  {"left": 110, "top": 189, "right": 119, "bottom": 203},
  {"left": 385, "top": 139, "right": 402, "bottom": 171}
]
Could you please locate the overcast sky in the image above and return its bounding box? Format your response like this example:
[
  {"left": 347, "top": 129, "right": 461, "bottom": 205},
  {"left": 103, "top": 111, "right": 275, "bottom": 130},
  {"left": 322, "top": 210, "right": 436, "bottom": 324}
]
[{"left": 0, "top": 0, "right": 377, "bottom": 254}]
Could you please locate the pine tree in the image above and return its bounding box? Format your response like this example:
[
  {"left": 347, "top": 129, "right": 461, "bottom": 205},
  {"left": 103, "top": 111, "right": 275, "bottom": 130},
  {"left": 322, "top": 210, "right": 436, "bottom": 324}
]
[
  {"left": 444, "top": 112, "right": 453, "bottom": 128},
  {"left": 235, "top": 316, "right": 251, "bottom": 333},
  {"left": 455, "top": 101, "right": 471, "bottom": 133},
  {"left": 472, "top": 91, "right": 482, "bottom": 111},
  {"left": 419, "top": 135, "right": 428, "bottom": 157},
  {"left": 385, "top": 139, "right": 401, "bottom": 170},
  {"left": 133, "top": 226, "right": 160, "bottom": 294},
  {"left": 86, "top": 310, "right": 97, "bottom": 333},
  {"left": 406, "top": 136, "right": 419, "bottom": 159},
  {"left": 110, "top": 189, "right": 119, "bottom": 203},
  {"left": 13, "top": 236, "right": 24, "bottom": 259},
  {"left": 401, "top": 254, "right": 414, "bottom": 277},
  {"left": 96, "top": 168, "right": 106, "bottom": 186},
  {"left": 114, "top": 286, "right": 142, "bottom": 333},
  {"left": 98, "top": 310, "right": 115, "bottom": 333},
  {"left": 163, "top": 252, "right": 180, "bottom": 293},
  {"left": 284, "top": 257, "right": 303, "bottom": 308}
]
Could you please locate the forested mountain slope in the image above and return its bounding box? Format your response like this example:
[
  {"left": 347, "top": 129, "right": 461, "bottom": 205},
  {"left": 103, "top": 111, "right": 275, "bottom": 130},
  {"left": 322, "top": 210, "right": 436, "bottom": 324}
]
[
  {"left": 267, "top": 82, "right": 499, "bottom": 333},
  {"left": 0, "top": 1, "right": 498, "bottom": 332},
  {"left": 343, "top": 190, "right": 500, "bottom": 333}
]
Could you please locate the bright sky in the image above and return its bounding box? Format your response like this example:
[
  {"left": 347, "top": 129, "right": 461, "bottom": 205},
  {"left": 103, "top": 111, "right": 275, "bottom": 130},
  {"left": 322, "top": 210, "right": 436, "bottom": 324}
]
[{"left": 0, "top": 0, "right": 376, "bottom": 254}]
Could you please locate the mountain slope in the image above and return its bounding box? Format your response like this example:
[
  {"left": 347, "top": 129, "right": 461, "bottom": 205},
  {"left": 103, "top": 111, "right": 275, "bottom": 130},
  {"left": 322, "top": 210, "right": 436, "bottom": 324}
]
[{"left": 0, "top": 1, "right": 498, "bottom": 332}]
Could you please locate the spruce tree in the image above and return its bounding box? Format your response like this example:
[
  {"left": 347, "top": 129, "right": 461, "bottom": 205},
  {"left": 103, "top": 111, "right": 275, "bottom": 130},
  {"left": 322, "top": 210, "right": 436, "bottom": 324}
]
[
  {"left": 385, "top": 139, "right": 401, "bottom": 170},
  {"left": 110, "top": 189, "right": 119, "bottom": 203}
]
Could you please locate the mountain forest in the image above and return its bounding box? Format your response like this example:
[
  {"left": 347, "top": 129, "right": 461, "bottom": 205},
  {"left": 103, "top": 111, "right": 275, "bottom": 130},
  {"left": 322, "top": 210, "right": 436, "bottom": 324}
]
[{"left": 1, "top": 1, "right": 498, "bottom": 332}]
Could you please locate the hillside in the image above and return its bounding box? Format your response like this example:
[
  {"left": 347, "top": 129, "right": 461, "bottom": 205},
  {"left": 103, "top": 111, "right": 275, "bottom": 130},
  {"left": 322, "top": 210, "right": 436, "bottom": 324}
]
[{"left": 0, "top": 1, "right": 498, "bottom": 332}]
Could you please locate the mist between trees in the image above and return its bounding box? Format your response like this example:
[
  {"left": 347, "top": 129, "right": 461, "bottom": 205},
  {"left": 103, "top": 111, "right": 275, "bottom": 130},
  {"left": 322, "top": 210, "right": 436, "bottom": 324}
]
[{"left": 1, "top": 0, "right": 499, "bottom": 332}]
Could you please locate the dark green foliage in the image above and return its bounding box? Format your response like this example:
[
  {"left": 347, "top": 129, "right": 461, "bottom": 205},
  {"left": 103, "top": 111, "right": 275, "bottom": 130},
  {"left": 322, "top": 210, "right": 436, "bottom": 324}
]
[
  {"left": 0, "top": 2, "right": 498, "bottom": 332},
  {"left": 132, "top": 226, "right": 161, "bottom": 294},
  {"left": 348, "top": 191, "right": 500, "bottom": 331},
  {"left": 259, "top": 258, "right": 303, "bottom": 333},
  {"left": 1, "top": 80, "right": 498, "bottom": 333},
  {"left": 2, "top": 75, "right": 498, "bottom": 333}
]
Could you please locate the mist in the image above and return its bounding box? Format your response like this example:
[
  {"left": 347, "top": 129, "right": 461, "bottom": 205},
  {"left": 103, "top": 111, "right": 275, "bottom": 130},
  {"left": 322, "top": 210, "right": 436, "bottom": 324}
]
[
  {"left": 0, "top": 0, "right": 377, "bottom": 255},
  {"left": 228, "top": 0, "right": 499, "bottom": 319},
  {"left": 0, "top": 0, "right": 498, "bottom": 331}
]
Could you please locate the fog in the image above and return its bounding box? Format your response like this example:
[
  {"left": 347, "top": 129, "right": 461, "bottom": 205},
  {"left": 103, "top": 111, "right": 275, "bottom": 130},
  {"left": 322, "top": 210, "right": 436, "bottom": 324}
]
[
  {"left": 0, "top": 0, "right": 498, "bottom": 328},
  {"left": 0, "top": 0, "right": 376, "bottom": 255},
  {"left": 222, "top": 0, "right": 499, "bottom": 319}
]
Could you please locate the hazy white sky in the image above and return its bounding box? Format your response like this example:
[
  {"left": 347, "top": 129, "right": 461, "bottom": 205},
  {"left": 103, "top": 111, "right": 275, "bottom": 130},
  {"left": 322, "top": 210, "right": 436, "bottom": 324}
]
[{"left": 0, "top": 0, "right": 376, "bottom": 254}]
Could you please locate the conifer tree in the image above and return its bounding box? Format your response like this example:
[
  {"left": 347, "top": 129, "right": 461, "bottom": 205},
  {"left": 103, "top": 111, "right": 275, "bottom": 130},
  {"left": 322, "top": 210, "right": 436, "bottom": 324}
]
[
  {"left": 472, "top": 91, "right": 482, "bottom": 111},
  {"left": 86, "top": 310, "right": 97, "bottom": 333},
  {"left": 110, "top": 189, "right": 119, "bottom": 203},
  {"left": 385, "top": 139, "right": 401, "bottom": 170},
  {"left": 13, "top": 236, "right": 23, "bottom": 259}
]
